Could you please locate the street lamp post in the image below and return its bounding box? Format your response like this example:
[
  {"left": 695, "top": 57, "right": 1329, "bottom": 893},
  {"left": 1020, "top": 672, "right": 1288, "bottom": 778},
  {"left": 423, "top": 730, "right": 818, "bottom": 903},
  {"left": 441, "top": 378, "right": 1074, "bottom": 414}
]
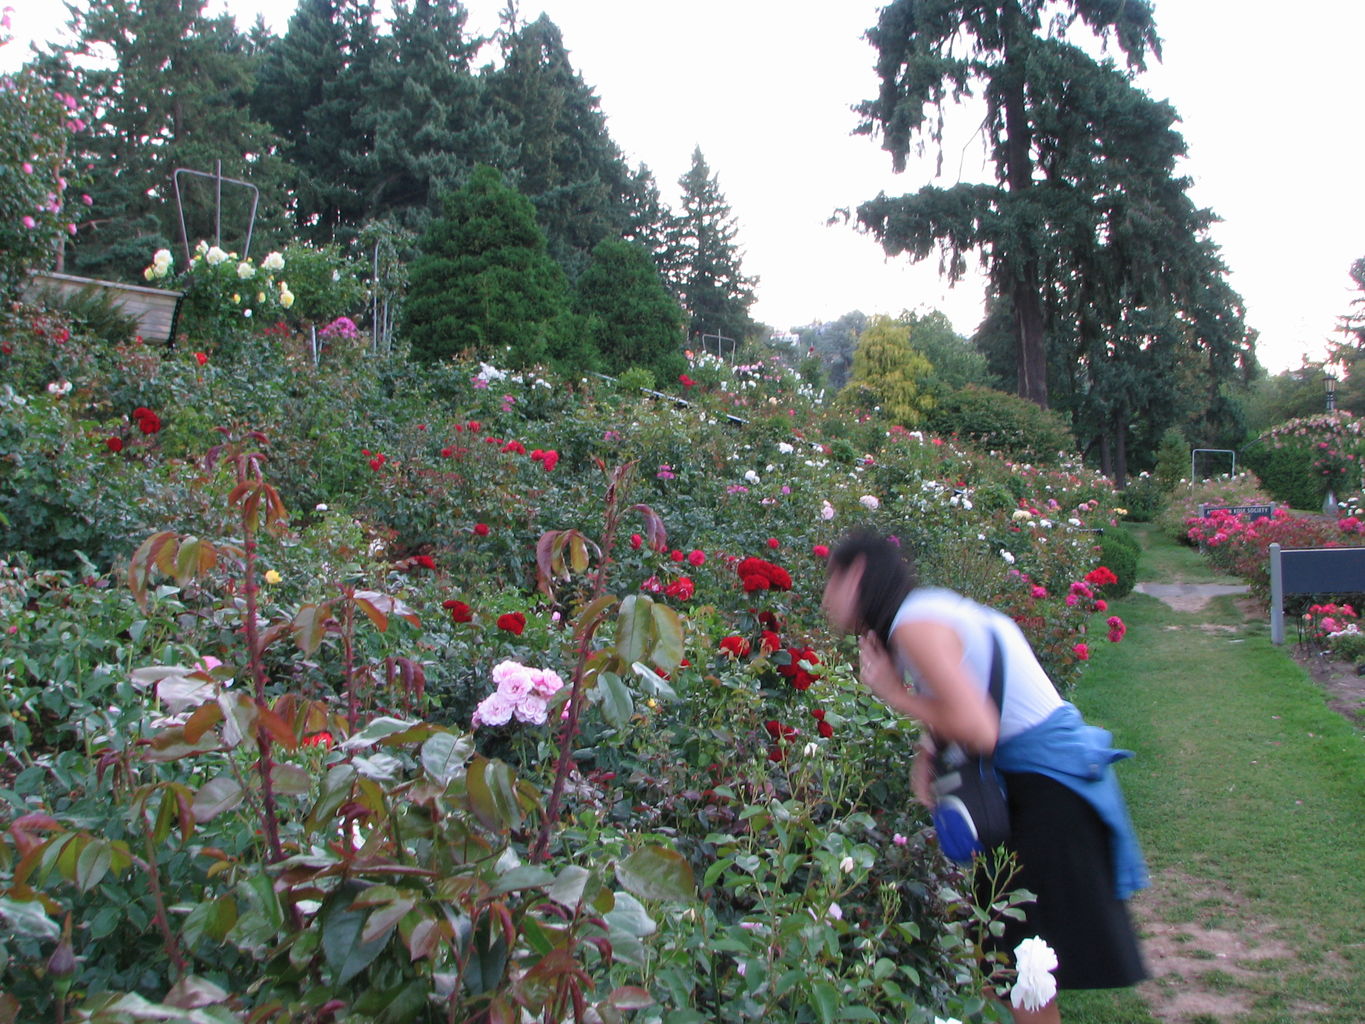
[{"left": 1325, "top": 371, "right": 1337, "bottom": 413}]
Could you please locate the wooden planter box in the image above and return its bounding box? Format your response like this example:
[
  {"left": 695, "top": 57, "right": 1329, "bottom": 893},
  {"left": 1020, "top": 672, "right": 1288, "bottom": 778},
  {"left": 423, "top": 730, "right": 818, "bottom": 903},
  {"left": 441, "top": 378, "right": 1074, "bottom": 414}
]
[{"left": 22, "top": 270, "right": 184, "bottom": 344}]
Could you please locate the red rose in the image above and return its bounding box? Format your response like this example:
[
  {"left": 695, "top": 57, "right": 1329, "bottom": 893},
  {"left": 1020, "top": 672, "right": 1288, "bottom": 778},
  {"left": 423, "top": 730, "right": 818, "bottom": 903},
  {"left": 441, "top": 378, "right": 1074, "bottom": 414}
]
[
  {"left": 136, "top": 411, "right": 161, "bottom": 434},
  {"left": 442, "top": 599, "right": 473, "bottom": 623},
  {"left": 810, "top": 708, "right": 826, "bottom": 721},
  {"left": 687, "top": 549, "right": 706, "bottom": 566},
  {"left": 679, "top": 373, "right": 696, "bottom": 389},
  {"left": 474, "top": 523, "right": 490, "bottom": 536},
  {"left": 1084, "top": 566, "right": 1119, "bottom": 586},
  {"left": 719, "top": 635, "right": 751, "bottom": 658},
  {"left": 767, "top": 537, "right": 779, "bottom": 549},
  {"left": 763, "top": 720, "right": 797, "bottom": 741},
  {"left": 194, "top": 351, "right": 208, "bottom": 365},
  {"left": 759, "top": 629, "right": 782, "bottom": 653},
  {"left": 670, "top": 549, "right": 684, "bottom": 562},
  {"left": 369, "top": 456, "right": 385, "bottom": 471},
  {"left": 302, "top": 731, "right": 334, "bottom": 749},
  {"left": 817, "top": 720, "right": 834, "bottom": 739},
  {"left": 664, "top": 576, "right": 695, "bottom": 600},
  {"left": 502, "top": 440, "right": 526, "bottom": 455},
  {"left": 630, "top": 533, "right": 643, "bottom": 549},
  {"left": 440, "top": 447, "right": 454, "bottom": 457},
  {"left": 768, "top": 746, "right": 785, "bottom": 763},
  {"left": 413, "top": 555, "right": 436, "bottom": 570},
  {"left": 466, "top": 420, "right": 481, "bottom": 432},
  {"left": 812, "top": 544, "right": 829, "bottom": 559},
  {"left": 496, "top": 612, "right": 526, "bottom": 635},
  {"left": 541, "top": 450, "right": 559, "bottom": 472},
  {"left": 105, "top": 437, "right": 123, "bottom": 453}
]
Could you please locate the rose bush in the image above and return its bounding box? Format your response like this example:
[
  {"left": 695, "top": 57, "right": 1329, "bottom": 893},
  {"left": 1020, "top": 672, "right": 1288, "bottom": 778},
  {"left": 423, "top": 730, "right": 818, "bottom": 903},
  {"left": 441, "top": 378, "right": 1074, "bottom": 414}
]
[{"left": 0, "top": 301, "right": 1131, "bottom": 1020}]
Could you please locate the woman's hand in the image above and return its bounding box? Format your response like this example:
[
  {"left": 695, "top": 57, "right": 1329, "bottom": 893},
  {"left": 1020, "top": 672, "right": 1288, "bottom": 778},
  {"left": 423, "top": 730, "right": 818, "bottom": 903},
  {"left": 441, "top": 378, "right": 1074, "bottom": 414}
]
[{"left": 858, "top": 633, "right": 904, "bottom": 702}]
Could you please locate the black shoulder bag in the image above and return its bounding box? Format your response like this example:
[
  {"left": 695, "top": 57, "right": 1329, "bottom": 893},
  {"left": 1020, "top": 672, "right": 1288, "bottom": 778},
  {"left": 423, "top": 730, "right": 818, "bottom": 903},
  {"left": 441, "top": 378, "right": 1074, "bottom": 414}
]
[{"left": 929, "top": 631, "right": 1010, "bottom": 863}]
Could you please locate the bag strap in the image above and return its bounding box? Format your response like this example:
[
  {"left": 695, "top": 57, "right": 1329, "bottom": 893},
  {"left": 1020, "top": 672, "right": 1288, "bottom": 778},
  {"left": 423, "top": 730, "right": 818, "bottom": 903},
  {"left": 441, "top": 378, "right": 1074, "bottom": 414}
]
[{"left": 986, "top": 629, "right": 1004, "bottom": 713}]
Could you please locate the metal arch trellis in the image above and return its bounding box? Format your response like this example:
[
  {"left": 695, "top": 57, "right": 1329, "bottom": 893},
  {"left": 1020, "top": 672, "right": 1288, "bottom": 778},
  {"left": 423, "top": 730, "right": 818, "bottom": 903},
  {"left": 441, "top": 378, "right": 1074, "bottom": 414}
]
[
  {"left": 172, "top": 161, "right": 260, "bottom": 265},
  {"left": 1190, "top": 448, "right": 1236, "bottom": 481},
  {"left": 700, "top": 332, "right": 736, "bottom": 361}
]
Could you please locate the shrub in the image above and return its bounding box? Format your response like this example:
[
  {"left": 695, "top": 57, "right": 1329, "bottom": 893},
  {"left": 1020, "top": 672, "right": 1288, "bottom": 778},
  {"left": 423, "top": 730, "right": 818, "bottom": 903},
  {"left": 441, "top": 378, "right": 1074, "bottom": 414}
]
[
  {"left": 1097, "top": 528, "right": 1140, "bottom": 598},
  {"left": 1242, "top": 412, "right": 1365, "bottom": 510},
  {"left": 925, "top": 385, "right": 1075, "bottom": 464},
  {"left": 0, "top": 49, "right": 88, "bottom": 301}
]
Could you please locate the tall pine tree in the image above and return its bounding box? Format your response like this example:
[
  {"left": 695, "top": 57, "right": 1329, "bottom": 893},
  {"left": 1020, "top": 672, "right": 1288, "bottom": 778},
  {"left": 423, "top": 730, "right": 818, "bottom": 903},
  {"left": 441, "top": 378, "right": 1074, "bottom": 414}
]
[
  {"left": 252, "top": 0, "right": 381, "bottom": 245},
  {"left": 485, "top": 15, "right": 632, "bottom": 277},
  {"left": 672, "top": 147, "right": 756, "bottom": 346},
  {"left": 855, "top": 0, "right": 1162, "bottom": 408}
]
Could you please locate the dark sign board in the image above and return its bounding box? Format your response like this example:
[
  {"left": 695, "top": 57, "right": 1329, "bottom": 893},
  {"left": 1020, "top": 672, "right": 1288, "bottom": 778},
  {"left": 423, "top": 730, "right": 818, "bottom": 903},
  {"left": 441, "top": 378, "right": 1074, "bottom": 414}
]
[{"left": 1201, "top": 504, "right": 1274, "bottom": 522}]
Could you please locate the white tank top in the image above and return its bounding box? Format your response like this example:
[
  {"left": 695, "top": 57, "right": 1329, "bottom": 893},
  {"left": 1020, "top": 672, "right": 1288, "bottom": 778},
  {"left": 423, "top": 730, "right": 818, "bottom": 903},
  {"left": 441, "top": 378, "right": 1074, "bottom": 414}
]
[{"left": 889, "top": 587, "right": 1063, "bottom": 741}]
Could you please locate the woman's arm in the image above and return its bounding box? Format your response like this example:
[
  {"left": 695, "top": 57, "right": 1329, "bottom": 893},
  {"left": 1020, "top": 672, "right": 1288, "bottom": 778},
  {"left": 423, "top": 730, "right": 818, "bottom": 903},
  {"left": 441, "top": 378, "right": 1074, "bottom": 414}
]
[{"left": 859, "top": 621, "right": 1000, "bottom": 753}]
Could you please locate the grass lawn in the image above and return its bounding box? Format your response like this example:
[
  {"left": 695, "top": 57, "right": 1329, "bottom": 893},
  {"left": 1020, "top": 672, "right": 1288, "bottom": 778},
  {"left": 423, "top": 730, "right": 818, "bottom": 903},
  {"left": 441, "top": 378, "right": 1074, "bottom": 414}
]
[{"left": 1061, "top": 524, "right": 1365, "bottom": 1024}]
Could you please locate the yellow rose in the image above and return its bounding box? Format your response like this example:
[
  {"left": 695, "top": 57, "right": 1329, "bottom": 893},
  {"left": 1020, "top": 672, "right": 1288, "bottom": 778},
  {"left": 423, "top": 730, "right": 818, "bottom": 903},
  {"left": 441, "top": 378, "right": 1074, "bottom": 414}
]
[{"left": 264, "top": 570, "right": 282, "bottom": 585}]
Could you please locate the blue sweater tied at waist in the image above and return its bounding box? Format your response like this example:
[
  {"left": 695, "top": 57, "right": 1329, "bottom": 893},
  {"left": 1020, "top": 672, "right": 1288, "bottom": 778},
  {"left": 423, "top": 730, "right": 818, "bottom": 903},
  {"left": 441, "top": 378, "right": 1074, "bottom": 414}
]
[{"left": 994, "top": 702, "right": 1149, "bottom": 899}]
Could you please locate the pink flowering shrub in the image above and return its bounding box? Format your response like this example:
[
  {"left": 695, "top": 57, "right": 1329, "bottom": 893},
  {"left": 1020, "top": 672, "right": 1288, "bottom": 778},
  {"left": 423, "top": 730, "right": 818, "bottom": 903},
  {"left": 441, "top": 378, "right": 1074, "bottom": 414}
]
[
  {"left": 471, "top": 659, "right": 565, "bottom": 727},
  {"left": 1186, "top": 507, "right": 1363, "bottom": 596}
]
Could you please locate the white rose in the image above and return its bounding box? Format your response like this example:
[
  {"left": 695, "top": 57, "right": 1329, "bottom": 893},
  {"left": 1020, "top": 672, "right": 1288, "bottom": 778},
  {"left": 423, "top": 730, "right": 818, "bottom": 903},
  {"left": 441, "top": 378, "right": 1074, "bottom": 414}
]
[
  {"left": 262, "top": 251, "right": 285, "bottom": 271},
  {"left": 1000, "top": 550, "right": 1016, "bottom": 564},
  {"left": 859, "top": 494, "right": 880, "bottom": 510},
  {"left": 205, "top": 245, "right": 228, "bottom": 265},
  {"left": 236, "top": 261, "right": 254, "bottom": 279},
  {"left": 1011, "top": 937, "right": 1058, "bottom": 1011}
]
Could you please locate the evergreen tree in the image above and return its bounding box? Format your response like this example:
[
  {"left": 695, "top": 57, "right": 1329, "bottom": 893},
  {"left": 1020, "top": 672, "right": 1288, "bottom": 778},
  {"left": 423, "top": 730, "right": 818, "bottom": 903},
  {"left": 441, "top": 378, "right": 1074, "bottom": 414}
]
[
  {"left": 840, "top": 315, "right": 934, "bottom": 426},
  {"left": 673, "top": 147, "right": 756, "bottom": 345},
  {"left": 404, "top": 165, "right": 585, "bottom": 370},
  {"left": 857, "top": 3, "right": 1251, "bottom": 481},
  {"left": 573, "top": 238, "right": 684, "bottom": 382},
  {"left": 621, "top": 163, "right": 680, "bottom": 287},
  {"left": 486, "top": 15, "right": 632, "bottom": 276},
  {"left": 349, "top": 0, "right": 508, "bottom": 235},
  {"left": 856, "top": 0, "right": 1161, "bottom": 407},
  {"left": 252, "top": 0, "right": 381, "bottom": 245},
  {"left": 38, "top": 0, "right": 289, "bottom": 281}
]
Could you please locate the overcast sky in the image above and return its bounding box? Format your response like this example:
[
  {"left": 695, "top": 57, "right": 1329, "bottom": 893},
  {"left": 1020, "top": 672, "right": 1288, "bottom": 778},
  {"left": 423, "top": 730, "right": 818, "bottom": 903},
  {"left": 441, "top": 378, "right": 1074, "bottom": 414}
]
[{"left": 9, "top": 1, "right": 1363, "bottom": 373}]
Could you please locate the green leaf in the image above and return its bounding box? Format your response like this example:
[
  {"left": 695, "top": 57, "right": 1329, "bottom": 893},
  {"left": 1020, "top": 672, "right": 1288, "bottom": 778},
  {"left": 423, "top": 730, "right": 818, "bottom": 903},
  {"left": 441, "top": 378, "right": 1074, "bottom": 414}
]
[
  {"left": 603, "top": 891, "right": 655, "bottom": 938},
  {"left": 649, "top": 601, "right": 684, "bottom": 671},
  {"left": 810, "top": 980, "right": 838, "bottom": 1024},
  {"left": 74, "top": 838, "right": 113, "bottom": 892},
  {"left": 322, "top": 882, "right": 390, "bottom": 986},
  {"left": 192, "top": 775, "right": 244, "bottom": 823},
  {"left": 547, "top": 865, "right": 591, "bottom": 909},
  {"left": 362, "top": 898, "right": 415, "bottom": 944},
  {"left": 272, "top": 763, "right": 312, "bottom": 796},
  {"left": 490, "top": 865, "right": 554, "bottom": 895},
  {"left": 420, "top": 732, "right": 474, "bottom": 787},
  {"left": 0, "top": 897, "right": 59, "bottom": 940},
  {"left": 306, "top": 764, "right": 356, "bottom": 834},
  {"left": 340, "top": 716, "right": 422, "bottom": 751},
  {"left": 596, "top": 671, "right": 633, "bottom": 728},
  {"left": 615, "top": 595, "right": 651, "bottom": 666},
  {"left": 467, "top": 757, "right": 523, "bottom": 832},
  {"left": 616, "top": 846, "right": 695, "bottom": 903}
]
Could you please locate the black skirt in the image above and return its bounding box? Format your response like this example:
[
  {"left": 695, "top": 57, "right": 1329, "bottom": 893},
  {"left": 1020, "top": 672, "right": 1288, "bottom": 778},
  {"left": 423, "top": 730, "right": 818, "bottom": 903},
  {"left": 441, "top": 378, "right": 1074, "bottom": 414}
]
[{"left": 975, "top": 771, "right": 1147, "bottom": 989}]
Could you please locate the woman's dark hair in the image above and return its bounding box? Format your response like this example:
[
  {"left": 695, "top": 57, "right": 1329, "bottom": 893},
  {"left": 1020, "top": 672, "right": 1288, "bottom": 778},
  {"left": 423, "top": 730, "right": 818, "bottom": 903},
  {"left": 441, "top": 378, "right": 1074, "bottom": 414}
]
[{"left": 828, "top": 531, "right": 917, "bottom": 644}]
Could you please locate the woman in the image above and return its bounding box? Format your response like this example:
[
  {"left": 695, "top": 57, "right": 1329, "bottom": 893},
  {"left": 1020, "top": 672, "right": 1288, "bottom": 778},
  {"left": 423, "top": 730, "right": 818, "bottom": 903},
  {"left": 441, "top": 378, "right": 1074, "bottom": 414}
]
[{"left": 822, "top": 531, "right": 1146, "bottom": 1024}]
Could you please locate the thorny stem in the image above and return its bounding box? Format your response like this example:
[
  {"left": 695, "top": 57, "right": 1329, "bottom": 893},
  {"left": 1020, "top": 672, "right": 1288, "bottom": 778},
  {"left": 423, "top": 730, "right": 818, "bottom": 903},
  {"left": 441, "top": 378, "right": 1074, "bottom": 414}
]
[
  {"left": 341, "top": 592, "right": 359, "bottom": 732},
  {"left": 531, "top": 465, "right": 634, "bottom": 863},
  {"left": 242, "top": 519, "right": 284, "bottom": 866},
  {"left": 139, "top": 809, "right": 187, "bottom": 981}
]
